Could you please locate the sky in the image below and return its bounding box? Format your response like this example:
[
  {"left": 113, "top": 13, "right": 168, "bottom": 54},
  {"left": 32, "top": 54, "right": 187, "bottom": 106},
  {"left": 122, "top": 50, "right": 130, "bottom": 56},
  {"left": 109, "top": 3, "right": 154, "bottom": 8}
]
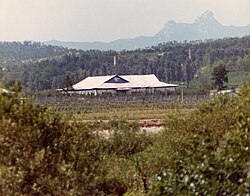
[{"left": 0, "top": 0, "right": 249, "bottom": 42}]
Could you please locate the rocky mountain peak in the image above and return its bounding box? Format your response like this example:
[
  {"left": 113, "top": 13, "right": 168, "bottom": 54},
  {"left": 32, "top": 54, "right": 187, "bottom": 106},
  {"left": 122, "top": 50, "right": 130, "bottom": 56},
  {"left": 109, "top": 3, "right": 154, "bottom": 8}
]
[
  {"left": 45, "top": 10, "right": 250, "bottom": 50},
  {"left": 195, "top": 10, "right": 221, "bottom": 26},
  {"left": 200, "top": 10, "right": 214, "bottom": 19}
]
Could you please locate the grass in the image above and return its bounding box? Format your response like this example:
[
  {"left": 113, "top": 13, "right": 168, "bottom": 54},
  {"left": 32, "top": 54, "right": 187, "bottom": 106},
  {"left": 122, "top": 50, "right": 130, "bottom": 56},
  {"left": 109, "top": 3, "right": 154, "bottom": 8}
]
[{"left": 71, "top": 108, "right": 192, "bottom": 121}]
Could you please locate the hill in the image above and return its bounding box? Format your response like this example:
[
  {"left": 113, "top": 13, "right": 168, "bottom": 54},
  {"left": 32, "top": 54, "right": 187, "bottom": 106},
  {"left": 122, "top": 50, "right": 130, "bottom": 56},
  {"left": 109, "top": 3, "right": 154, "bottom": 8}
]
[
  {"left": 45, "top": 11, "right": 250, "bottom": 51},
  {"left": 0, "top": 41, "right": 73, "bottom": 68},
  {"left": 0, "top": 36, "right": 249, "bottom": 94}
]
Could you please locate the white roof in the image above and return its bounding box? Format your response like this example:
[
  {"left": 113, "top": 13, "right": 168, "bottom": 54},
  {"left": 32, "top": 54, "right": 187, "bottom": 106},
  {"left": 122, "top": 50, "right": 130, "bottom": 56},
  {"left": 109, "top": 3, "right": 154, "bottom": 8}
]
[{"left": 73, "top": 74, "right": 178, "bottom": 90}]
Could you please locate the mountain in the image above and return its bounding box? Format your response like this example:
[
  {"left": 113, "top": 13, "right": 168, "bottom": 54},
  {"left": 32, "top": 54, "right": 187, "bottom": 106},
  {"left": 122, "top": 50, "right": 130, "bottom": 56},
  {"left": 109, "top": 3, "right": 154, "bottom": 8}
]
[
  {"left": 46, "top": 11, "right": 250, "bottom": 51},
  {"left": 156, "top": 11, "right": 250, "bottom": 41},
  {"left": 0, "top": 41, "right": 72, "bottom": 68}
]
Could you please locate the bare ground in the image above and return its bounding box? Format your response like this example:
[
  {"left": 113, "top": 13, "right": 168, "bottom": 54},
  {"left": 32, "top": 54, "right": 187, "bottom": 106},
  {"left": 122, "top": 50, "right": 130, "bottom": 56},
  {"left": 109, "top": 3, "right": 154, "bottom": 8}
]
[{"left": 68, "top": 119, "right": 164, "bottom": 127}]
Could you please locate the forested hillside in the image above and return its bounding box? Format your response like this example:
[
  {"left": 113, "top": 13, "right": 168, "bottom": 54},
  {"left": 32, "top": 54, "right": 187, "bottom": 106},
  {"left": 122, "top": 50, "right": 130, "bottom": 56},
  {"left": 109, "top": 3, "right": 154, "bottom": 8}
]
[
  {"left": 0, "top": 36, "right": 250, "bottom": 93},
  {"left": 0, "top": 41, "right": 73, "bottom": 67}
]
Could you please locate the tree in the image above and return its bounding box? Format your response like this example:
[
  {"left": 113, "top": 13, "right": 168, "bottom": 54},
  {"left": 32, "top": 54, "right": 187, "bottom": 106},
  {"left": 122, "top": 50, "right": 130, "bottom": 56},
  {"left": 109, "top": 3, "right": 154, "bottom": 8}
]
[
  {"left": 0, "top": 85, "right": 106, "bottom": 195},
  {"left": 62, "top": 75, "right": 73, "bottom": 93},
  {"left": 211, "top": 65, "right": 228, "bottom": 91}
]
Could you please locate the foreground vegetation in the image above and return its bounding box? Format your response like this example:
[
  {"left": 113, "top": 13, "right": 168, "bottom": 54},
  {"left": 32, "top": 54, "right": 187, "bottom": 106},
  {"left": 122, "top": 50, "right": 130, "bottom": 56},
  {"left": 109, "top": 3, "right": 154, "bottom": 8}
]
[{"left": 0, "top": 81, "right": 250, "bottom": 195}]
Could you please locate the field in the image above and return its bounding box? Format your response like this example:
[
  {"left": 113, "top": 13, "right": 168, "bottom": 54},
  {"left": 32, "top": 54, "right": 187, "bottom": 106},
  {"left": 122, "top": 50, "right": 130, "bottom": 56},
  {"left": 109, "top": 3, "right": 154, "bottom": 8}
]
[{"left": 35, "top": 97, "right": 206, "bottom": 123}]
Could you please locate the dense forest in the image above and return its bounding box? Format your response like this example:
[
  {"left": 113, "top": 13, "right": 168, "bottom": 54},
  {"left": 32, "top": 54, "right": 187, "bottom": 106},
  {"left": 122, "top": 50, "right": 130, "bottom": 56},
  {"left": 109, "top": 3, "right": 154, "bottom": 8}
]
[
  {"left": 0, "top": 36, "right": 250, "bottom": 93},
  {"left": 0, "top": 41, "right": 72, "bottom": 67}
]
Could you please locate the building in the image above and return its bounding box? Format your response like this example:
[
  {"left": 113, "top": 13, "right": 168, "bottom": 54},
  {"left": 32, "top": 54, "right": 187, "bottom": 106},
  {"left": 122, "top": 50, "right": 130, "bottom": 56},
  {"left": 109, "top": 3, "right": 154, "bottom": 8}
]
[
  {"left": 209, "top": 88, "right": 240, "bottom": 97},
  {"left": 70, "top": 74, "right": 178, "bottom": 96}
]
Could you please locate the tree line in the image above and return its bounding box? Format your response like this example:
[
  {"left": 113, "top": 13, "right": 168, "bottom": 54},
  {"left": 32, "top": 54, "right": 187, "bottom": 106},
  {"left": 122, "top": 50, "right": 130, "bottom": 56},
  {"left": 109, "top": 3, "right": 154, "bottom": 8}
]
[{"left": 0, "top": 36, "right": 249, "bottom": 93}]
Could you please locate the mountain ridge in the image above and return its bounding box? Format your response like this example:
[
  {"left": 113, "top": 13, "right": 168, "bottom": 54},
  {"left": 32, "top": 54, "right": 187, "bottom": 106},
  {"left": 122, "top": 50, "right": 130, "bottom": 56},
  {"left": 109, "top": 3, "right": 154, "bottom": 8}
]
[{"left": 45, "top": 11, "right": 250, "bottom": 51}]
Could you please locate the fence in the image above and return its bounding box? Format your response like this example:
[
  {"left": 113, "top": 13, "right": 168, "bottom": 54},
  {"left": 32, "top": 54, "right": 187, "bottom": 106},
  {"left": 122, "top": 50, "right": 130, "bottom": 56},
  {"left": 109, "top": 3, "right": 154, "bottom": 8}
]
[{"left": 34, "top": 94, "right": 210, "bottom": 104}]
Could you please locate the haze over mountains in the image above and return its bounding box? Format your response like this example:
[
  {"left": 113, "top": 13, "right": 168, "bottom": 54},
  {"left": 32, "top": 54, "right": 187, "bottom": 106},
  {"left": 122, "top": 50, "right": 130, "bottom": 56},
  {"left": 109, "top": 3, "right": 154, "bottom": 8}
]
[{"left": 46, "top": 11, "right": 250, "bottom": 51}]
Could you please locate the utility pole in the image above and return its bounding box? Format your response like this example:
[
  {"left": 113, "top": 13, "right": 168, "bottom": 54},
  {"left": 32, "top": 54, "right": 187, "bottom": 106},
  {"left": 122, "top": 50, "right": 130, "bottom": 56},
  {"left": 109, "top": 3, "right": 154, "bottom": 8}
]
[
  {"left": 114, "top": 55, "right": 118, "bottom": 75},
  {"left": 181, "top": 82, "right": 184, "bottom": 103},
  {"left": 186, "top": 48, "right": 192, "bottom": 88},
  {"left": 113, "top": 55, "right": 117, "bottom": 66}
]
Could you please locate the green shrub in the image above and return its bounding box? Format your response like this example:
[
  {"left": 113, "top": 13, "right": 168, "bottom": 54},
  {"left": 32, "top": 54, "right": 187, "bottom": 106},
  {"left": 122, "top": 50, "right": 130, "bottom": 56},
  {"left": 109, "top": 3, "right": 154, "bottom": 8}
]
[
  {"left": 0, "top": 85, "right": 156, "bottom": 195},
  {"left": 150, "top": 81, "right": 250, "bottom": 195},
  {"left": 102, "top": 119, "right": 156, "bottom": 157},
  {"left": 0, "top": 85, "right": 105, "bottom": 195}
]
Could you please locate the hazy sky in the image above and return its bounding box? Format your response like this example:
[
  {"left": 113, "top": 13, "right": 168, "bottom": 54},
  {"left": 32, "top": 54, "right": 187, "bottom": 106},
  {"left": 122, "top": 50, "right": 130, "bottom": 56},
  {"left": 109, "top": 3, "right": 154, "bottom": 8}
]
[{"left": 0, "top": 0, "right": 249, "bottom": 42}]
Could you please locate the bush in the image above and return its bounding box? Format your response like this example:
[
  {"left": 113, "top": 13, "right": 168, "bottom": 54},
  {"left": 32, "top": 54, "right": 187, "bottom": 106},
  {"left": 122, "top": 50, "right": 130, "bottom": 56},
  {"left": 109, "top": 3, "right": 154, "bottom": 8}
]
[
  {"left": 102, "top": 119, "right": 156, "bottom": 157},
  {"left": 149, "top": 81, "right": 250, "bottom": 195},
  {"left": 0, "top": 85, "right": 156, "bottom": 195},
  {"left": 0, "top": 85, "right": 105, "bottom": 195}
]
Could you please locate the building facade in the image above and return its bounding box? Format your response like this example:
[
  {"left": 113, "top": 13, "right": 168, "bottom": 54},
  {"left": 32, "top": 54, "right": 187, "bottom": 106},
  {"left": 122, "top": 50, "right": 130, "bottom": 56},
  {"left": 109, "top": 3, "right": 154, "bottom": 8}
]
[{"left": 69, "top": 74, "right": 178, "bottom": 96}]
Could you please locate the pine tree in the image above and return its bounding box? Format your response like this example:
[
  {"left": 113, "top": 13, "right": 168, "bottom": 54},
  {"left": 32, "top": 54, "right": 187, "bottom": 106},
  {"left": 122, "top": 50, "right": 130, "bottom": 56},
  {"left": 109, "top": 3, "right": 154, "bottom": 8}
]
[{"left": 211, "top": 65, "right": 228, "bottom": 91}]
